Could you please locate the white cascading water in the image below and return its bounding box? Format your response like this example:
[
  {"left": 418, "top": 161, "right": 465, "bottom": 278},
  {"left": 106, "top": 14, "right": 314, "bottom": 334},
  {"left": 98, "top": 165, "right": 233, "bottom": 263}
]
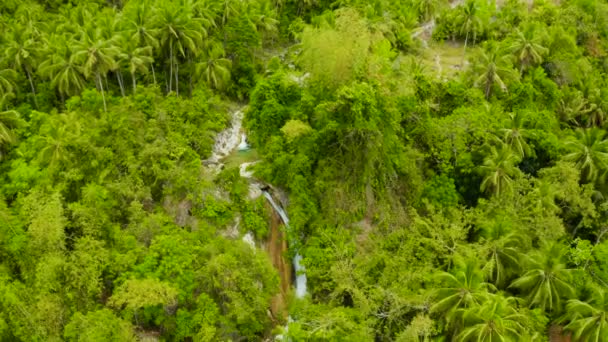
[
  {"left": 237, "top": 133, "right": 250, "bottom": 150},
  {"left": 263, "top": 191, "right": 308, "bottom": 299},
  {"left": 208, "top": 109, "right": 308, "bottom": 299},
  {"left": 209, "top": 109, "right": 244, "bottom": 163}
]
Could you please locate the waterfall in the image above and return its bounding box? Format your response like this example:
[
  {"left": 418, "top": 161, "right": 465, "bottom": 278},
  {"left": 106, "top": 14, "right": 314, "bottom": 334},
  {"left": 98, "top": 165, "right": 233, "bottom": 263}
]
[
  {"left": 263, "top": 191, "right": 308, "bottom": 299},
  {"left": 237, "top": 133, "right": 250, "bottom": 150},
  {"left": 209, "top": 109, "right": 244, "bottom": 162}
]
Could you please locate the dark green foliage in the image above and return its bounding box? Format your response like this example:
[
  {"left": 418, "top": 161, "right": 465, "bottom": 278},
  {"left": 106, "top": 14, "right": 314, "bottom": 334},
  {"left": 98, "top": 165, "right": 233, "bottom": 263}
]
[{"left": 1, "top": 0, "right": 608, "bottom": 340}]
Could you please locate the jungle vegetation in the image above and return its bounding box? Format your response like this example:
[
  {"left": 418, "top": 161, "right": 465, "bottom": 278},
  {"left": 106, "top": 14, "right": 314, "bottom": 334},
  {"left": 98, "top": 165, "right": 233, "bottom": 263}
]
[{"left": 1, "top": 0, "right": 608, "bottom": 341}]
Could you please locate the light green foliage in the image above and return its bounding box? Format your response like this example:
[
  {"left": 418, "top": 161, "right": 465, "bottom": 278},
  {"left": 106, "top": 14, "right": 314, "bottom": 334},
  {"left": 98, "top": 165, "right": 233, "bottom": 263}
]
[
  {"left": 0, "top": 0, "right": 607, "bottom": 340},
  {"left": 510, "top": 243, "right": 575, "bottom": 312},
  {"left": 109, "top": 278, "right": 178, "bottom": 311},
  {"left": 300, "top": 8, "right": 371, "bottom": 88},
  {"left": 64, "top": 309, "right": 137, "bottom": 342}
]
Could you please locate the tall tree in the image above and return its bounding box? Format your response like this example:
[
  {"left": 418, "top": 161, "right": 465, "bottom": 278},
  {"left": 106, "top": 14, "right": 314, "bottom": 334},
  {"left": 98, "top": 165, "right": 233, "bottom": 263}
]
[
  {"left": 0, "top": 66, "right": 17, "bottom": 100},
  {"left": 456, "top": 0, "right": 483, "bottom": 60},
  {"left": 117, "top": 40, "right": 154, "bottom": 94},
  {"left": 38, "top": 41, "right": 86, "bottom": 102},
  {"left": 457, "top": 294, "right": 526, "bottom": 341},
  {"left": 509, "top": 243, "right": 575, "bottom": 313},
  {"left": 499, "top": 112, "right": 533, "bottom": 158},
  {"left": 0, "top": 95, "right": 20, "bottom": 150},
  {"left": 563, "top": 128, "right": 608, "bottom": 183},
  {"left": 509, "top": 25, "right": 548, "bottom": 73},
  {"left": 432, "top": 258, "right": 495, "bottom": 332},
  {"left": 155, "top": 3, "right": 205, "bottom": 95},
  {"left": 73, "top": 28, "right": 119, "bottom": 112},
  {"left": 4, "top": 28, "right": 41, "bottom": 108},
  {"left": 562, "top": 287, "right": 608, "bottom": 342},
  {"left": 123, "top": 2, "right": 159, "bottom": 85},
  {"left": 477, "top": 143, "right": 521, "bottom": 196},
  {"left": 471, "top": 43, "right": 518, "bottom": 99},
  {"left": 195, "top": 43, "right": 231, "bottom": 91}
]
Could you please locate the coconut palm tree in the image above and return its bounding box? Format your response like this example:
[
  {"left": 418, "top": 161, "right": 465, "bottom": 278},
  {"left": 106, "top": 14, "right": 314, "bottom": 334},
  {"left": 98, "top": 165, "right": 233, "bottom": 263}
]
[
  {"left": 36, "top": 112, "right": 81, "bottom": 170},
  {"left": 456, "top": 0, "right": 483, "bottom": 59},
  {"left": 471, "top": 43, "right": 518, "bottom": 99},
  {"left": 117, "top": 39, "right": 154, "bottom": 94},
  {"left": 0, "top": 67, "right": 17, "bottom": 100},
  {"left": 457, "top": 294, "right": 526, "bottom": 341},
  {"left": 563, "top": 128, "right": 608, "bottom": 183},
  {"left": 0, "top": 94, "right": 20, "bottom": 149},
  {"left": 38, "top": 41, "right": 86, "bottom": 102},
  {"left": 73, "top": 28, "right": 120, "bottom": 112},
  {"left": 415, "top": 0, "right": 445, "bottom": 22},
  {"left": 155, "top": 3, "right": 206, "bottom": 95},
  {"left": 123, "top": 2, "right": 159, "bottom": 86},
  {"left": 432, "top": 258, "right": 495, "bottom": 331},
  {"left": 499, "top": 112, "right": 533, "bottom": 158},
  {"left": 509, "top": 243, "right": 575, "bottom": 313},
  {"left": 509, "top": 25, "right": 548, "bottom": 73},
  {"left": 4, "top": 28, "right": 42, "bottom": 108},
  {"left": 556, "top": 88, "right": 595, "bottom": 127},
  {"left": 477, "top": 143, "right": 521, "bottom": 196},
  {"left": 562, "top": 287, "right": 608, "bottom": 341},
  {"left": 479, "top": 223, "right": 524, "bottom": 288},
  {"left": 195, "top": 43, "right": 231, "bottom": 90},
  {"left": 249, "top": 1, "right": 279, "bottom": 45}
]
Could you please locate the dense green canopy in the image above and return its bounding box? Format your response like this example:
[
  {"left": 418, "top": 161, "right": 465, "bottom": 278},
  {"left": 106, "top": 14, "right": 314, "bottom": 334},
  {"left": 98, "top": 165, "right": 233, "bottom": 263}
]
[{"left": 0, "top": 0, "right": 608, "bottom": 340}]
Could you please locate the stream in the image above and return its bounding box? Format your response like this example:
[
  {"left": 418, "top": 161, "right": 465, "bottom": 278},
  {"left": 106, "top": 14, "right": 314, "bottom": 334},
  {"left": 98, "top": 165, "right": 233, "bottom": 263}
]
[{"left": 206, "top": 108, "right": 308, "bottom": 334}]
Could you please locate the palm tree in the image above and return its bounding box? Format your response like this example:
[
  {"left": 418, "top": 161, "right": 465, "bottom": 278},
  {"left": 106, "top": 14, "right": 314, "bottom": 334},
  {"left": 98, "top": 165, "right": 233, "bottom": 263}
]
[
  {"left": 0, "top": 67, "right": 17, "bottom": 100},
  {"left": 4, "top": 28, "right": 42, "bottom": 108},
  {"left": 509, "top": 243, "right": 575, "bottom": 313},
  {"left": 457, "top": 294, "right": 526, "bottom": 341},
  {"left": 193, "top": 0, "right": 220, "bottom": 28},
  {"left": 38, "top": 41, "right": 86, "bottom": 102},
  {"left": 456, "top": 0, "right": 483, "bottom": 59},
  {"left": 0, "top": 95, "right": 20, "bottom": 149},
  {"left": 509, "top": 25, "right": 548, "bottom": 73},
  {"left": 499, "top": 112, "right": 533, "bottom": 158},
  {"left": 155, "top": 3, "right": 206, "bottom": 95},
  {"left": 249, "top": 1, "right": 279, "bottom": 45},
  {"left": 562, "top": 287, "right": 608, "bottom": 341},
  {"left": 563, "top": 128, "right": 608, "bottom": 183},
  {"left": 195, "top": 43, "right": 231, "bottom": 90},
  {"left": 119, "top": 42, "right": 154, "bottom": 94},
  {"left": 557, "top": 88, "right": 596, "bottom": 127},
  {"left": 432, "top": 258, "right": 495, "bottom": 331},
  {"left": 73, "top": 29, "right": 120, "bottom": 112},
  {"left": 36, "top": 112, "right": 81, "bottom": 170},
  {"left": 221, "top": 0, "right": 240, "bottom": 27},
  {"left": 479, "top": 223, "right": 524, "bottom": 288},
  {"left": 477, "top": 143, "right": 521, "bottom": 196},
  {"left": 123, "top": 2, "right": 159, "bottom": 85},
  {"left": 415, "top": 0, "right": 445, "bottom": 22},
  {"left": 471, "top": 43, "right": 518, "bottom": 99}
]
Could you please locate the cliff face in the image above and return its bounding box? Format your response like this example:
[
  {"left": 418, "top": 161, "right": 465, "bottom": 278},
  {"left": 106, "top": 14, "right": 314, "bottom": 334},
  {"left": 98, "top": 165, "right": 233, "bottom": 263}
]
[{"left": 266, "top": 202, "right": 291, "bottom": 322}]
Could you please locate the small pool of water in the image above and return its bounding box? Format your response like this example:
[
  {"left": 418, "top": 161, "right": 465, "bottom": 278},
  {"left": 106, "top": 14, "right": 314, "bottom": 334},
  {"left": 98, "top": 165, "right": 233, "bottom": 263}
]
[{"left": 223, "top": 148, "right": 259, "bottom": 169}]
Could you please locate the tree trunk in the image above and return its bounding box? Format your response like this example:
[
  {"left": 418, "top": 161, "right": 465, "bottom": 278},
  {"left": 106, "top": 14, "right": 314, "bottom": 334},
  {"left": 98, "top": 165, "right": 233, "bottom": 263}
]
[
  {"left": 175, "top": 59, "right": 179, "bottom": 96},
  {"left": 116, "top": 71, "right": 125, "bottom": 97},
  {"left": 97, "top": 73, "right": 107, "bottom": 112},
  {"left": 104, "top": 75, "right": 110, "bottom": 95},
  {"left": 169, "top": 39, "right": 174, "bottom": 93},
  {"left": 188, "top": 54, "right": 193, "bottom": 97},
  {"left": 151, "top": 64, "right": 157, "bottom": 87},
  {"left": 462, "top": 31, "right": 469, "bottom": 66},
  {"left": 485, "top": 73, "right": 493, "bottom": 99},
  {"left": 25, "top": 68, "right": 38, "bottom": 109},
  {"left": 132, "top": 72, "right": 137, "bottom": 94}
]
